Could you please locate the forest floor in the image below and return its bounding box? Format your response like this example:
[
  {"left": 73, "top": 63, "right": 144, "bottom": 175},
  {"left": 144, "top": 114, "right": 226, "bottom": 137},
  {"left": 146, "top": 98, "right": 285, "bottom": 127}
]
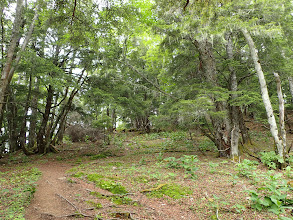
[{"left": 1, "top": 127, "right": 293, "bottom": 219}]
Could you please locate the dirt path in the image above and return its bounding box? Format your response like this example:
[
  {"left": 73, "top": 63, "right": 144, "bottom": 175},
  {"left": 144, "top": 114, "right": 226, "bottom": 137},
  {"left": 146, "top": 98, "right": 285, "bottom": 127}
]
[{"left": 25, "top": 161, "right": 94, "bottom": 220}]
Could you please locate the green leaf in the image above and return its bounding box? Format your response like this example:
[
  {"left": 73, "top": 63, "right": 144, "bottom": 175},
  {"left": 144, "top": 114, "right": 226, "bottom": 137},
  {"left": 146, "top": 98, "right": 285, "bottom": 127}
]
[
  {"left": 270, "top": 195, "right": 282, "bottom": 207},
  {"left": 260, "top": 197, "right": 273, "bottom": 207},
  {"left": 279, "top": 217, "right": 293, "bottom": 220},
  {"left": 253, "top": 203, "right": 263, "bottom": 211},
  {"left": 268, "top": 204, "right": 281, "bottom": 214}
]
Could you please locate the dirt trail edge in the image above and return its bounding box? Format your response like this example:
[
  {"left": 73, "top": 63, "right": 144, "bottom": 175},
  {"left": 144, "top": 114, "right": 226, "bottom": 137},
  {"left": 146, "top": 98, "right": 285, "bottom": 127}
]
[{"left": 25, "top": 161, "right": 94, "bottom": 220}]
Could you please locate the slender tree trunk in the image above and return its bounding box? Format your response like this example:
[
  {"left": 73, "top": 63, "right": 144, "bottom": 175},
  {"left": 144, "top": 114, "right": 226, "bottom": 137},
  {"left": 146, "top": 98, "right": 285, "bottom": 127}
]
[
  {"left": 51, "top": 69, "right": 85, "bottom": 145},
  {"left": 37, "top": 85, "right": 53, "bottom": 154},
  {"left": 274, "top": 72, "right": 286, "bottom": 154},
  {"left": 6, "top": 88, "right": 19, "bottom": 152},
  {"left": 51, "top": 89, "right": 77, "bottom": 145},
  {"left": 242, "top": 28, "right": 284, "bottom": 158},
  {"left": 0, "top": 1, "right": 40, "bottom": 118},
  {"left": 28, "top": 77, "right": 39, "bottom": 150},
  {"left": 226, "top": 33, "right": 240, "bottom": 157},
  {"left": 288, "top": 76, "right": 293, "bottom": 104},
  {"left": 19, "top": 72, "right": 33, "bottom": 155},
  {"left": 0, "top": 0, "right": 23, "bottom": 115},
  {"left": 0, "top": 4, "right": 4, "bottom": 20},
  {"left": 112, "top": 108, "right": 116, "bottom": 130},
  {"left": 55, "top": 120, "right": 66, "bottom": 145},
  {"left": 0, "top": 5, "right": 4, "bottom": 71}
]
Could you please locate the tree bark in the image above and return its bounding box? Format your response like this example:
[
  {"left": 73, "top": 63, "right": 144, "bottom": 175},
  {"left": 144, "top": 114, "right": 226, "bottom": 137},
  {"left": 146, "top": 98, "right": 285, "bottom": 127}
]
[
  {"left": 6, "top": 88, "right": 19, "bottom": 152},
  {"left": 112, "top": 108, "right": 116, "bottom": 130},
  {"left": 19, "top": 72, "right": 33, "bottom": 155},
  {"left": 51, "top": 88, "right": 77, "bottom": 145},
  {"left": 195, "top": 39, "right": 231, "bottom": 157},
  {"left": 288, "top": 76, "right": 293, "bottom": 104},
  {"left": 0, "top": 0, "right": 23, "bottom": 114},
  {"left": 241, "top": 28, "right": 284, "bottom": 158},
  {"left": 274, "top": 72, "right": 286, "bottom": 154},
  {"left": 51, "top": 69, "right": 86, "bottom": 145},
  {"left": 28, "top": 77, "right": 39, "bottom": 150},
  {"left": 0, "top": 4, "right": 4, "bottom": 71},
  {"left": 37, "top": 85, "right": 53, "bottom": 154},
  {"left": 0, "top": 0, "right": 40, "bottom": 118},
  {"left": 225, "top": 33, "right": 240, "bottom": 157},
  {"left": 0, "top": 4, "right": 4, "bottom": 20}
]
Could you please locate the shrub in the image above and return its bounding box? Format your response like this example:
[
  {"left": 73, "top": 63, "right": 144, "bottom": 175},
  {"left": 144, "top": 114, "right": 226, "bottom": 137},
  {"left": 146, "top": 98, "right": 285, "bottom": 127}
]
[
  {"left": 198, "top": 138, "right": 217, "bottom": 152},
  {"left": 235, "top": 159, "right": 258, "bottom": 178},
  {"left": 248, "top": 172, "right": 292, "bottom": 214},
  {"left": 259, "top": 151, "right": 283, "bottom": 169},
  {"left": 164, "top": 155, "right": 199, "bottom": 179}
]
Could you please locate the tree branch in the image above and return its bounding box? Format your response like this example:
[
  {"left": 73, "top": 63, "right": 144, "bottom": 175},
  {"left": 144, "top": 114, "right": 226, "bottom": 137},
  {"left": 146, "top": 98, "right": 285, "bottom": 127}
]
[
  {"left": 71, "top": 0, "right": 77, "bottom": 26},
  {"left": 121, "top": 60, "right": 178, "bottom": 100}
]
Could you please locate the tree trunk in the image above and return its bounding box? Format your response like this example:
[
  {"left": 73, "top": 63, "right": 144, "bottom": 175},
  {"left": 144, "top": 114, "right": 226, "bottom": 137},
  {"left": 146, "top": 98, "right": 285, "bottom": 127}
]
[
  {"left": 195, "top": 39, "right": 231, "bottom": 157},
  {"left": 51, "top": 68, "right": 85, "bottom": 146},
  {"left": 241, "top": 28, "right": 284, "bottom": 158},
  {"left": 51, "top": 89, "right": 77, "bottom": 145},
  {"left": 6, "top": 88, "right": 19, "bottom": 152},
  {"left": 0, "top": 0, "right": 23, "bottom": 115},
  {"left": 112, "top": 108, "right": 116, "bottom": 130},
  {"left": 37, "top": 85, "right": 53, "bottom": 154},
  {"left": 226, "top": 33, "right": 240, "bottom": 157},
  {"left": 288, "top": 76, "right": 293, "bottom": 104},
  {"left": 28, "top": 78, "right": 39, "bottom": 150},
  {"left": 0, "top": 4, "right": 4, "bottom": 71},
  {"left": 19, "top": 72, "right": 33, "bottom": 155},
  {"left": 274, "top": 72, "right": 286, "bottom": 154},
  {"left": 0, "top": 1, "right": 40, "bottom": 118},
  {"left": 56, "top": 120, "right": 66, "bottom": 145},
  {"left": 0, "top": 4, "right": 4, "bottom": 20}
]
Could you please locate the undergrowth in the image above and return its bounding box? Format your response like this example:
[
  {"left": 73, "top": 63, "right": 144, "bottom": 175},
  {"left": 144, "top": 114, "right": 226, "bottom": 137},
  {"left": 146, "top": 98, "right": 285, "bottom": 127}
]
[
  {"left": 235, "top": 159, "right": 293, "bottom": 216},
  {"left": 0, "top": 167, "right": 41, "bottom": 219}
]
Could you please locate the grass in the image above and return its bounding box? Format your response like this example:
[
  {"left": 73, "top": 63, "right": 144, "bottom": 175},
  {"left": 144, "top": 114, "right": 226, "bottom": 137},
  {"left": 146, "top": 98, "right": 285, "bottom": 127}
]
[{"left": 0, "top": 166, "right": 41, "bottom": 219}]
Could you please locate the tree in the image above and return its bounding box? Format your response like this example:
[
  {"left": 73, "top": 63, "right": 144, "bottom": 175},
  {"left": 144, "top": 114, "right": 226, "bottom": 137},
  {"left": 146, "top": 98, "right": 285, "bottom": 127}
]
[{"left": 0, "top": 0, "right": 40, "bottom": 120}]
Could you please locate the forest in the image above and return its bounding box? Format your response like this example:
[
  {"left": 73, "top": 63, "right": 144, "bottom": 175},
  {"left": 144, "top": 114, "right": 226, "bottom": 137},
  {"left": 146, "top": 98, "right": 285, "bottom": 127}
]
[{"left": 1, "top": 0, "right": 293, "bottom": 219}]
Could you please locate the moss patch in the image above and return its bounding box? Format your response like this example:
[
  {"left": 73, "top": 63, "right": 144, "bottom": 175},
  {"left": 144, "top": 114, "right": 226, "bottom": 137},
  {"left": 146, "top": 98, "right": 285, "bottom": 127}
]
[
  {"left": 145, "top": 184, "right": 192, "bottom": 199},
  {"left": 87, "top": 174, "right": 128, "bottom": 194},
  {"left": 86, "top": 200, "right": 103, "bottom": 209}
]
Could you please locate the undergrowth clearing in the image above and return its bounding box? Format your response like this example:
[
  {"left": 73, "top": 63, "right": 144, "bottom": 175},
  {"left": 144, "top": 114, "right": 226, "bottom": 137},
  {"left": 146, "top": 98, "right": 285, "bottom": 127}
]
[{"left": 0, "top": 131, "right": 293, "bottom": 219}]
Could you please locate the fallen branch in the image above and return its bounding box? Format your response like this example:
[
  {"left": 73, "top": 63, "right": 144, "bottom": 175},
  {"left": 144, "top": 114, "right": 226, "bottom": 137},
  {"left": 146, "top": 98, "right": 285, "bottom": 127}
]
[
  {"left": 261, "top": 125, "right": 270, "bottom": 130},
  {"left": 110, "top": 211, "right": 136, "bottom": 220},
  {"left": 56, "top": 193, "right": 94, "bottom": 218},
  {"left": 141, "top": 183, "right": 167, "bottom": 193},
  {"left": 218, "top": 147, "right": 230, "bottom": 152},
  {"left": 86, "top": 188, "right": 135, "bottom": 197}
]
